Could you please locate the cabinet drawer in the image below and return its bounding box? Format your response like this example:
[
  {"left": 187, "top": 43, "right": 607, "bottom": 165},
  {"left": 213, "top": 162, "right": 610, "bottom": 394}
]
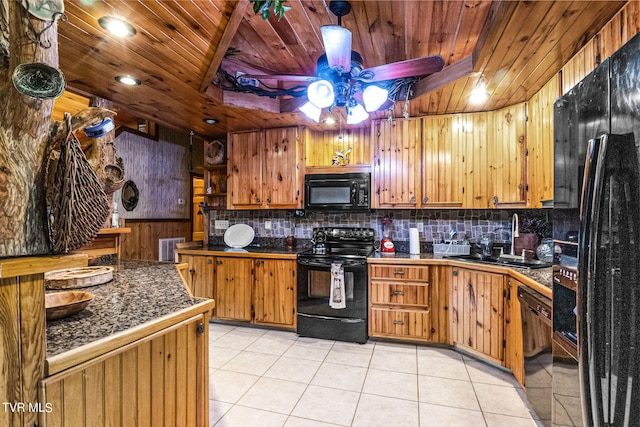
[
  {"left": 369, "top": 308, "right": 434, "bottom": 340},
  {"left": 370, "top": 282, "right": 430, "bottom": 306},
  {"left": 369, "top": 265, "right": 429, "bottom": 281}
]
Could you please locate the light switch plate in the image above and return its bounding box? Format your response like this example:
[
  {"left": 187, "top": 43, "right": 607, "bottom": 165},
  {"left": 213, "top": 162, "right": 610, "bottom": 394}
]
[
  {"left": 265, "top": 220, "right": 272, "bottom": 230},
  {"left": 215, "top": 220, "right": 229, "bottom": 230}
]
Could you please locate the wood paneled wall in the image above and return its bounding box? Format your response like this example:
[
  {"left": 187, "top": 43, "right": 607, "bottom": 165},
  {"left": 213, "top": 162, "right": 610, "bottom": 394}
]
[
  {"left": 121, "top": 220, "right": 191, "bottom": 261},
  {"left": 561, "top": 1, "right": 640, "bottom": 93},
  {"left": 305, "top": 127, "right": 372, "bottom": 167},
  {"left": 113, "top": 127, "right": 192, "bottom": 220}
]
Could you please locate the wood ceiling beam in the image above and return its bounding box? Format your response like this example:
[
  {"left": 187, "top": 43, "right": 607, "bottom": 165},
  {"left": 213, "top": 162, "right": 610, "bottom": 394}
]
[
  {"left": 411, "top": 55, "right": 473, "bottom": 99},
  {"left": 199, "top": 0, "right": 250, "bottom": 93}
]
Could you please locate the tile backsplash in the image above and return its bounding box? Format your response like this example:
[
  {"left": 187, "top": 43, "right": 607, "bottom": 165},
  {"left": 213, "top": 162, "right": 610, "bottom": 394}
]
[{"left": 209, "top": 209, "right": 552, "bottom": 250}]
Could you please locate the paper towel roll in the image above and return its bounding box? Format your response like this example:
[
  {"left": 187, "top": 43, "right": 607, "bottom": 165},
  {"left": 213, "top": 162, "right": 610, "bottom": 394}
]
[{"left": 409, "top": 228, "right": 420, "bottom": 254}]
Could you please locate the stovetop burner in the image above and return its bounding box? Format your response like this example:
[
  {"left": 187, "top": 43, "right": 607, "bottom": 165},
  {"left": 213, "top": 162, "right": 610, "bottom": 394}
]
[{"left": 300, "top": 227, "right": 376, "bottom": 259}]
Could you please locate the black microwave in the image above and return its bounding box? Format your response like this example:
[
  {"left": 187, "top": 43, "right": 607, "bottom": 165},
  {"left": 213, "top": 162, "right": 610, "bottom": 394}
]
[{"left": 304, "top": 172, "right": 371, "bottom": 212}]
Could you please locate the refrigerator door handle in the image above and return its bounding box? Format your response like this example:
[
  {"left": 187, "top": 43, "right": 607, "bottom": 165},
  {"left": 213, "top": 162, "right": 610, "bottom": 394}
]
[{"left": 578, "top": 133, "right": 640, "bottom": 426}]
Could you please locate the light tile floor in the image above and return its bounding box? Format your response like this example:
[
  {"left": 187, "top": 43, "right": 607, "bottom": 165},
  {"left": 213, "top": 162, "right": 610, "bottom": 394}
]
[{"left": 209, "top": 323, "right": 543, "bottom": 427}]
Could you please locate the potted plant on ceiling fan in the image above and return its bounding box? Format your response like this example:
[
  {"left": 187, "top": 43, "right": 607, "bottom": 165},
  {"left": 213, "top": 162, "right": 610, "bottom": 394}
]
[{"left": 250, "top": 0, "right": 292, "bottom": 20}]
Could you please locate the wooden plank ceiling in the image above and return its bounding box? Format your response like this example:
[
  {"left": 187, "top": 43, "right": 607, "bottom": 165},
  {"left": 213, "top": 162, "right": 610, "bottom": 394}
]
[{"left": 56, "top": 0, "right": 626, "bottom": 139}]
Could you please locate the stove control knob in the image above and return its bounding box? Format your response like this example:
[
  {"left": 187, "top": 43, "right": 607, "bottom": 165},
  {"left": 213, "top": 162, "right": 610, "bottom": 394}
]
[{"left": 315, "top": 231, "right": 326, "bottom": 242}]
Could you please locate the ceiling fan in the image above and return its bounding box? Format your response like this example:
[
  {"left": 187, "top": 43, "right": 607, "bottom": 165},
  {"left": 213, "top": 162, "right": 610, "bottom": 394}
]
[{"left": 221, "top": 0, "right": 445, "bottom": 124}]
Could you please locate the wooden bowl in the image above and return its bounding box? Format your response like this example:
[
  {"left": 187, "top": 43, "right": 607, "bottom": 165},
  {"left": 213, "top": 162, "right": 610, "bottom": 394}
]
[
  {"left": 45, "top": 266, "right": 113, "bottom": 290},
  {"left": 45, "top": 291, "right": 95, "bottom": 320}
]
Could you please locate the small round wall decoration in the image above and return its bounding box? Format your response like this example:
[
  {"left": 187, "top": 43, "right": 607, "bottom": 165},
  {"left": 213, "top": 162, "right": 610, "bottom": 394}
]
[
  {"left": 121, "top": 180, "right": 139, "bottom": 211},
  {"left": 205, "top": 140, "right": 225, "bottom": 166}
]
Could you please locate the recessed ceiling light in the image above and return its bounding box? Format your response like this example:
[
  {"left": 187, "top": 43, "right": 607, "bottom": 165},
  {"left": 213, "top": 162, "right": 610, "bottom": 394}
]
[
  {"left": 115, "top": 75, "right": 141, "bottom": 86},
  {"left": 203, "top": 118, "right": 218, "bottom": 124},
  {"left": 98, "top": 16, "right": 136, "bottom": 37},
  {"left": 323, "top": 117, "right": 336, "bottom": 125}
]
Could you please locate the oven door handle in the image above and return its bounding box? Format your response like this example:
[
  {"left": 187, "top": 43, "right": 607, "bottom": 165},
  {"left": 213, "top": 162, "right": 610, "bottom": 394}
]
[{"left": 298, "top": 258, "right": 366, "bottom": 268}]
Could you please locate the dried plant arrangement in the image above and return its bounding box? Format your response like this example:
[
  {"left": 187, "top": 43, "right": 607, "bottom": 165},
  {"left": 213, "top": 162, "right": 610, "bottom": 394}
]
[{"left": 50, "top": 114, "right": 109, "bottom": 254}]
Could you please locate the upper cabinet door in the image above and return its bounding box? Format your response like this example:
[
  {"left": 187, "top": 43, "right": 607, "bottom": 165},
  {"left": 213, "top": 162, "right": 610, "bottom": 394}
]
[
  {"left": 263, "top": 127, "right": 303, "bottom": 209},
  {"left": 489, "top": 103, "right": 528, "bottom": 207},
  {"left": 228, "top": 131, "right": 264, "bottom": 209},
  {"left": 373, "top": 118, "right": 422, "bottom": 208},
  {"left": 422, "top": 115, "right": 465, "bottom": 207}
]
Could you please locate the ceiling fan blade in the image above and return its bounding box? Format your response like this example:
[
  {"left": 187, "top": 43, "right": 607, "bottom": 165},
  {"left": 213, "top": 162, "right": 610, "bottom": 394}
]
[{"left": 363, "top": 55, "right": 445, "bottom": 82}]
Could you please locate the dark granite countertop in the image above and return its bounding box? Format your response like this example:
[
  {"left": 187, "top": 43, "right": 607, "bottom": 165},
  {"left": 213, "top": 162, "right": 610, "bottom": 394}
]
[
  {"left": 46, "top": 260, "right": 201, "bottom": 357},
  {"left": 368, "top": 251, "right": 552, "bottom": 293}
]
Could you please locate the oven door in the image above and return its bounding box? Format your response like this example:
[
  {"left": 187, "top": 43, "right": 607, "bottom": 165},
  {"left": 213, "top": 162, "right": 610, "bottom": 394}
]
[{"left": 297, "top": 256, "right": 367, "bottom": 320}]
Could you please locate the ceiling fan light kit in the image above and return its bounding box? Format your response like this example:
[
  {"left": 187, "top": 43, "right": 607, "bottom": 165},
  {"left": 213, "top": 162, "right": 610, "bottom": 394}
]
[
  {"left": 321, "top": 25, "right": 352, "bottom": 73},
  {"left": 300, "top": 101, "right": 322, "bottom": 122},
  {"left": 362, "top": 85, "right": 390, "bottom": 112},
  {"left": 307, "top": 79, "right": 335, "bottom": 108},
  {"left": 219, "top": 0, "right": 445, "bottom": 126}
]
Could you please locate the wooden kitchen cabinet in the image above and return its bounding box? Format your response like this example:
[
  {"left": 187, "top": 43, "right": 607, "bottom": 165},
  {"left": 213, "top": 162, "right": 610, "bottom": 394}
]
[
  {"left": 421, "top": 115, "right": 467, "bottom": 207},
  {"left": 368, "top": 263, "right": 447, "bottom": 343},
  {"left": 488, "top": 103, "right": 528, "bottom": 207},
  {"left": 227, "top": 127, "right": 304, "bottom": 210},
  {"left": 215, "top": 257, "right": 253, "bottom": 321},
  {"left": 180, "top": 254, "right": 215, "bottom": 316},
  {"left": 254, "top": 258, "right": 296, "bottom": 328},
  {"left": 449, "top": 266, "right": 506, "bottom": 365},
  {"left": 372, "top": 118, "right": 422, "bottom": 208},
  {"left": 40, "top": 313, "right": 210, "bottom": 427}
]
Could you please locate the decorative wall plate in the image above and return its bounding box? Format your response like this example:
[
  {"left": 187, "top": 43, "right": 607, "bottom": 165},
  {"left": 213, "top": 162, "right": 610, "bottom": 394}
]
[
  {"left": 122, "top": 180, "right": 139, "bottom": 211},
  {"left": 224, "top": 224, "right": 255, "bottom": 248}
]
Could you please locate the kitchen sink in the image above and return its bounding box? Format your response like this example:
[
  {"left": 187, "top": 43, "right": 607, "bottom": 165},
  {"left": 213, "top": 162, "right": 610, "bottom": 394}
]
[{"left": 444, "top": 253, "right": 552, "bottom": 269}]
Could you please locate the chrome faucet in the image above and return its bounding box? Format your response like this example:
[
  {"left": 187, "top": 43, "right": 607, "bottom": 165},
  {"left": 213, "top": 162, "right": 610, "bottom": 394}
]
[{"left": 510, "top": 213, "right": 519, "bottom": 256}]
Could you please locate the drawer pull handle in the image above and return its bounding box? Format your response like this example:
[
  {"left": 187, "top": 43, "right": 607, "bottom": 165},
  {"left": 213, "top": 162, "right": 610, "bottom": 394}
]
[
  {"left": 391, "top": 291, "right": 405, "bottom": 296},
  {"left": 393, "top": 321, "right": 405, "bottom": 325},
  {"left": 393, "top": 270, "right": 405, "bottom": 275}
]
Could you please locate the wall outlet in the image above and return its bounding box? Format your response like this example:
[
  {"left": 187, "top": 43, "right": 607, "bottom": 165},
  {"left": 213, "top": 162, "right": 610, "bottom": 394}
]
[
  {"left": 264, "top": 220, "right": 272, "bottom": 230},
  {"left": 215, "top": 220, "right": 229, "bottom": 230},
  {"left": 178, "top": 198, "right": 185, "bottom": 205},
  {"left": 416, "top": 222, "right": 424, "bottom": 232}
]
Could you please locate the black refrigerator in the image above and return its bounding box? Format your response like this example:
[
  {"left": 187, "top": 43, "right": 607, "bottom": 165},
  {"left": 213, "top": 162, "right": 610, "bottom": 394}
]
[{"left": 553, "top": 32, "right": 640, "bottom": 426}]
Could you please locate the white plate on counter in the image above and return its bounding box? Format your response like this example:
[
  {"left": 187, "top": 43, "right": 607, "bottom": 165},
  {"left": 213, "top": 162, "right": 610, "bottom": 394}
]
[{"left": 224, "top": 224, "right": 255, "bottom": 248}]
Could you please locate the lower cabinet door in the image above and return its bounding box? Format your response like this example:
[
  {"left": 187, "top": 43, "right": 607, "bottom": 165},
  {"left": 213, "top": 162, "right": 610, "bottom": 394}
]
[
  {"left": 369, "top": 308, "right": 434, "bottom": 341},
  {"left": 215, "top": 257, "right": 252, "bottom": 321},
  {"left": 253, "top": 259, "right": 296, "bottom": 327}
]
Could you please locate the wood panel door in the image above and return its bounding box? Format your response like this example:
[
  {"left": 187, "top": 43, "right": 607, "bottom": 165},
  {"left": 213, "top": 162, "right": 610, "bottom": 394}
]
[
  {"left": 372, "top": 118, "right": 422, "bottom": 208},
  {"left": 263, "top": 127, "right": 303, "bottom": 209},
  {"left": 458, "top": 113, "right": 491, "bottom": 208},
  {"left": 228, "top": 130, "right": 263, "bottom": 209},
  {"left": 181, "top": 254, "right": 215, "bottom": 316},
  {"left": 253, "top": 259, "right": 296, "bottom": 327},
  {"left": 40, "top": 314, "right": 209, "bottom": 427},
  {"left": 505, "top": 278, "right": 525, "bottom": 387},
  {"left": 421, "top": 115, "right": 465, "bottom": 207},
  {"left": 450, "top": 267, "right": 506, "bottom": 364},
  {"left": 489, "top": 103, "right": 528, "bottom": 207},
  {"left": 215, "top": 257, "right": 252, "bottom": 321}
]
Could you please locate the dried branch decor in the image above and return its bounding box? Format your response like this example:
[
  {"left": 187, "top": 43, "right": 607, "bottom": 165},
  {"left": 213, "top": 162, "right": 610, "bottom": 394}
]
[{"left": 50, "top": 114, "right": 109, "bottom": 254}]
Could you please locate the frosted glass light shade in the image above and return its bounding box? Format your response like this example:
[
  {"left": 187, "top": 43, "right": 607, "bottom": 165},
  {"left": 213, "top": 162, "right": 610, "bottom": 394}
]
[
  {"left": 300, "top": 101, "right": 322, "bottom": 122},
  {"left": 307, "top": 80, "right": 335, "bottom": 108},
  {"left": 321, "top": 25, "right": 352, "bottom": 73},
  {"left": 347, "top": 103, "right": 369, "bottom": 124},
  {"left": 362, "top": 85, "right": 389, "bottom": 111}
]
